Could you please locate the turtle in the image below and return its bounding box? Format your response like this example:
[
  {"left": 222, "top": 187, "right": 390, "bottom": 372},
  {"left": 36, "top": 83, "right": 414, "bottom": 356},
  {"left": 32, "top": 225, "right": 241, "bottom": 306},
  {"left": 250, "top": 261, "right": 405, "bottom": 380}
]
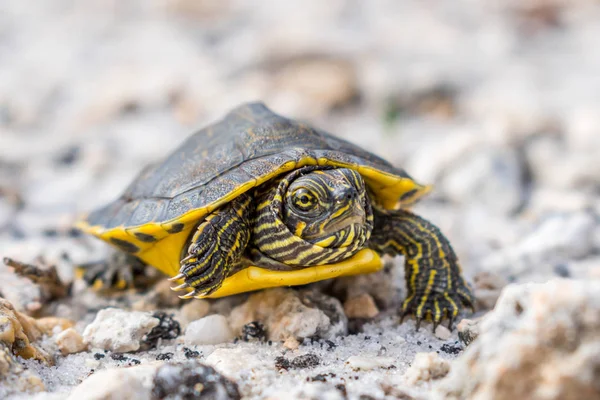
[{"left": 77, "top": 102, "right": 474, "bottom": 329}]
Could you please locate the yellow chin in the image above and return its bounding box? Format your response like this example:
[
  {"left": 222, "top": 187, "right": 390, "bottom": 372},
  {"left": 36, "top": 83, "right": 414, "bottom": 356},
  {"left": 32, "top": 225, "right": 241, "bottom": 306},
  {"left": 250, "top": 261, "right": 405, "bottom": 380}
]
[{"left": 197, "top": 248, "right": 383, "bottom": 299}]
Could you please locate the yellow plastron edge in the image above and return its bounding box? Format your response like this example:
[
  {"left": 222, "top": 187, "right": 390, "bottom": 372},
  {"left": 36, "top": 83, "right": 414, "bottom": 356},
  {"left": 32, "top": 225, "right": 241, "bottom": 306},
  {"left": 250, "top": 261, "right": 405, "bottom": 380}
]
[{"left": 199, "top": 248, "right": 383, "bottom": 299}]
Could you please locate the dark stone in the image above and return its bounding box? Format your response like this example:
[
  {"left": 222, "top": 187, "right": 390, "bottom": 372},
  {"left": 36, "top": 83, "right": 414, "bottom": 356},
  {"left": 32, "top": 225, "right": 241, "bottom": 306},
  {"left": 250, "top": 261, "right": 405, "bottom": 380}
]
[
  {"left": 55, "top": 145, "right": 81, "bottom": 165},
  {"left": 109, "top": 353, "right": 140, "bottom": 366},
  {"left": 309, "top": 372, "right": 336, "bottom": 382},
  {"left": 143, "top": 312, "right": 181, "bottom": 349},
  {"left": 323, "top": 339, "right": 337, "bottom": 351},
  {"left": 335, "top": 384, "right": 348, "bottom": 399},
  {"left": 241, "top": 321, "right": 267, "bottom": 342},
  {"left": 440, "top": 343, "right": 463, "bottom": 355},
  {"left": 152, "top": 361, "right": 240, "bottom": 400},
  {"left": 275, "top": 353, "right": 320, "bottom": 371},
  {"left": 183, "top": 347, "right": 200, "bottom": 359},
  {"left": 553, "top": 263, "right": 571, "bottom": 278},
  {"left": 274, "top": 356, "right": 291, "bottom": 371},
  {"left": 110, "top": 353, "right": 128, "bottom": 362},
  {"left": 156, "top": 353, "right": 174, "bottom": 361}
]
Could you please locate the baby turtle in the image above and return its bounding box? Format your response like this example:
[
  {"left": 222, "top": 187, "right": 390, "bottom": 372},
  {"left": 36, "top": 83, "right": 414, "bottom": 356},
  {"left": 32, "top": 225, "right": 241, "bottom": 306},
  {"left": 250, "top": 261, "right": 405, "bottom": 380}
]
[{"left": 77, "top": 102, "right": 474, "bottom": 329}]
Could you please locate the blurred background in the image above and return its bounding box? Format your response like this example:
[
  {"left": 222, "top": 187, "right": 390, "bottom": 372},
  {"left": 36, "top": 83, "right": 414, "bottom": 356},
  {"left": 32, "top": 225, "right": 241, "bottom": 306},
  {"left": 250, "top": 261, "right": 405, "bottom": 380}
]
[{"left": 1, "top": 0, "right": 600, "bottom": 287}]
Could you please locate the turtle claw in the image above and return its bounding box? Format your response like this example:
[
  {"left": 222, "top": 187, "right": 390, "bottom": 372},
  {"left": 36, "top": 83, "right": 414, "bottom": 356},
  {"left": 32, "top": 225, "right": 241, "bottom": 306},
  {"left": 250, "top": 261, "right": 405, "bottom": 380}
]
[
  {"left": 168, "top": 273, "right": 186, "bottom": 282},
  {"left": 180, "top": 254, "right": 196, "bottom": 264},
  {"left": 179, "top": 290, "right": 198, "bottom": 300},
  {"left": 400, "top": 285, "right": 474, "bottom": 331},
  {"left": 170, "top": 282, "right": 190, "bottom": 291}
]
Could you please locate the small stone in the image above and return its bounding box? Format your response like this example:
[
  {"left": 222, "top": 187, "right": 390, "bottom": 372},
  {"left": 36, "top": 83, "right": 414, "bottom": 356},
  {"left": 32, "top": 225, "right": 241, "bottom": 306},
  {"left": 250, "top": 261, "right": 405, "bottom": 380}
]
[
  {"left": 185, "top": 314, "right": 233, "bottom": 345},
  {"left": 67, "top": 364, "right": 158, "bottom": 400},
  {"left": 343, "top": 293, "right": 379, "bottom": 319},
  {"left": 55, "top": 328, "right": 87, "bottom": 355},
  {"left": 457, "top": 318, "right": 480, "bottom": 347},
  {"left": 180, "top": 299, "right": 210, "bottom": 326},
  {"left": 0, "top": 298, "right": 50, "bottom": 364},
  {"left": 205, "top": 348, "right": 265, "bottom": 376},
  {"left": 283, "top": 336, "right": 300, "bottom": 350},
  {"left": 404, "top": 352, "right": 450, "bottom": 384},
  {"left": 434, "top": 325, "right": 452, "bottom": 341},
  {"left": 345, "top": 356, "right": 395, "bottom": 371},
  {"left": 299, "top": 290, "right": 347, "bottom": 338},
  {"left": 82, "top": 308, "right": 160, "bottom": 353},
  {"left": 437, "top": 279, "right": 600, "bottom": 400},
  {"left": 152, "top": 361, "right": 241, "bottom": 400},
  {"left": 85, "top": 358, "right": 100, "bottom": 369},
  {"left": 229, "top": 288, "right": 346, "bottom": 341}
]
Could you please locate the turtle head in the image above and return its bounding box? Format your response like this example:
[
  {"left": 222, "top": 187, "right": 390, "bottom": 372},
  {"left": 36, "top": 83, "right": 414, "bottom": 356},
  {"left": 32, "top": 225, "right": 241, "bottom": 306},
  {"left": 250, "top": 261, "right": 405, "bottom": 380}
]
[{"left": 283, "top": 168, "right": 371, "bottom": 244}]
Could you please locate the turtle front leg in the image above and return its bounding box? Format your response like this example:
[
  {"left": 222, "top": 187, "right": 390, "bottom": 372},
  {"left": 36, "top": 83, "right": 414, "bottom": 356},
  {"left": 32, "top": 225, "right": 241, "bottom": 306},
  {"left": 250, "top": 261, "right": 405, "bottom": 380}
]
[
  {"left": 171, "top": 193, "right": 253, "bottom": 298},
  {"left": 369, "top": 207, "right": 475, "bottom": 330}
]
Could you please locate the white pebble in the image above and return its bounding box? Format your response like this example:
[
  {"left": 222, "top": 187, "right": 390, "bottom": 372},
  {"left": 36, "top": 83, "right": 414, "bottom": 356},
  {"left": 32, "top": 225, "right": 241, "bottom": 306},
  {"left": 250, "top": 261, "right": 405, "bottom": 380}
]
[
  {"left": 83, "top": 308, "right": 159, "bottom": 353},
  {"left": 85, "top": 358, "right": 100, "bottom": 369},
  {"left": 404, "top": 352, "right": 450, "bottom": 384},
  {"left": 434, "top": 325, "right": 452, "bottom": 341},
  {"left": 345, "top": 356, "right": 395, "bottom": 371},
  {"left": 184, "top": 314, "right": 233, "bottom": 345},
  {"left": 67, "top": 364, "right": 158, "bottom": 400}
]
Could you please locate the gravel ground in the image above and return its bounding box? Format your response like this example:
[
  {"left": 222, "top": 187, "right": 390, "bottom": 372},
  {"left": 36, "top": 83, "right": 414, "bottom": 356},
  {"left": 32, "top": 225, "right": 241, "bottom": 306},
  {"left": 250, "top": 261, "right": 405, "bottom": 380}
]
[{"left": 1, "top": 1, "right": 600, "bottom": 399}]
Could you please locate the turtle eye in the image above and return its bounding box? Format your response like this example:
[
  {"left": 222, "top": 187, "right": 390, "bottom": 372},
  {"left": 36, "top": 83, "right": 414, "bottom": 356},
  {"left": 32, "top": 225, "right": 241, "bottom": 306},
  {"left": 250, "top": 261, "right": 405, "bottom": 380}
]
[{"left": 292, "top": 188, "right": 318, "bottom": 212}]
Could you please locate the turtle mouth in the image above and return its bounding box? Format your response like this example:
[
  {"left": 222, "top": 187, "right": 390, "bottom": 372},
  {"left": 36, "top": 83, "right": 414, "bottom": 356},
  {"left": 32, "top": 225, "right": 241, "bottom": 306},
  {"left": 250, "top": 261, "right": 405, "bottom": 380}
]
[{"left": 325, "top": 208, "right": 366, "bottom": 233}]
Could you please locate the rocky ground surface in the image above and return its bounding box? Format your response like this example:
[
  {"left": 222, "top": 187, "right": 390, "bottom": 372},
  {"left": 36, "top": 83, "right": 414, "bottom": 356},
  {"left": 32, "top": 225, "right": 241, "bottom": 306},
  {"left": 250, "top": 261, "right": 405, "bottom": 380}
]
[{"left": 1, "top": 1, "right": 600, "bottom": 399}]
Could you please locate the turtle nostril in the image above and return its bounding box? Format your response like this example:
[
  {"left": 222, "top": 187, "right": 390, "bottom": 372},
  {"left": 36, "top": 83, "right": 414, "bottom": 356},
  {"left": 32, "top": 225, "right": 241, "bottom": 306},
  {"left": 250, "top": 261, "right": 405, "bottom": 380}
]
[
  {"left": 346, "top": 188, "right": 358, "bottom": 201},
  {"left": 336, "top": 188, "right": 358, "bottom": 203}
]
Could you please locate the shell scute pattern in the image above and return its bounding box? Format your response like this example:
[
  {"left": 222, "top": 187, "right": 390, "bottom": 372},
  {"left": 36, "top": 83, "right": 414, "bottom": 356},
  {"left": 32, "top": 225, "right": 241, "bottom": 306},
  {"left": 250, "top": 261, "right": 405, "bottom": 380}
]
[
  {"left": 127, "top": 199, "right": 167, "bottom": 227},
  {"left": 83, "top": 102, "right": 416, "bottom": 235}
]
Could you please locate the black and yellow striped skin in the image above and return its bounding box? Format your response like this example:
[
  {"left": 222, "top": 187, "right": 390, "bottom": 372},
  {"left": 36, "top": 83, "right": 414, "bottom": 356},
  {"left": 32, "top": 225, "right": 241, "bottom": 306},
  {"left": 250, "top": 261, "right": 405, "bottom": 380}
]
[
  {"left": 77, "top": 102, "right": 474, "bottom": 329},
  {"left": 251, "top": 166, "right": 373, "bottom": 268},
  {"left": 170, "top": 193, "right": 254, "bottom": 298},
  {"left": 370, "top": 207, "right": 475, "bottom": 329}
]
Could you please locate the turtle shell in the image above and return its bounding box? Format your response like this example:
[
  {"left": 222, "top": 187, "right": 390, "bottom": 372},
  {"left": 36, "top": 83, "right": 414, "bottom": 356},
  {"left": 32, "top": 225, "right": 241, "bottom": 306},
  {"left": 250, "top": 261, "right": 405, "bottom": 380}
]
[{"left": 77, "top": 102, "right": 429, "bottom": 276}]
